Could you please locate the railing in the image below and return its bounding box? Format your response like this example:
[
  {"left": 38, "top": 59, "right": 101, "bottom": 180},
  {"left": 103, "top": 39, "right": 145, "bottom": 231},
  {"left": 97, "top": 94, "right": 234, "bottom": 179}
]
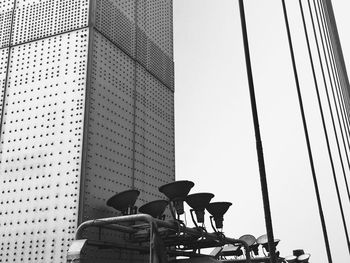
[{"left": 67, "top": 214, "right": 253, "bottom": 263}]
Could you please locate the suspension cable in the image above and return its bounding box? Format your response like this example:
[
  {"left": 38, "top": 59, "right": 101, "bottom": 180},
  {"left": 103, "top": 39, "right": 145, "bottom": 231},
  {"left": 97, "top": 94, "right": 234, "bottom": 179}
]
[
  {"left": 308, "top": 0, "right": 350, "bottom": 205},
  {"left": 281, "top": 1, "right": 332, "bottom": 262},
  {"left": 313, "top": 0, "right": 350, "bottom": 161},
  {"left": 317, "top": 0, "right": 350, "bottom": 138},
  {"left": 320, "top": 0, "right": 350, "bottom": 118},
  {"left": 299, "top": 0, "right": 350, "bottom": 253}
]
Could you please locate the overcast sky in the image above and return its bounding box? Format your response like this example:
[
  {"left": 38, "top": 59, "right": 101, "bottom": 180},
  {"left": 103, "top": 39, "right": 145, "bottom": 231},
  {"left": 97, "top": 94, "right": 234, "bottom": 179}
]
[{"left": 173, "top": 1, "right": 350, "bottom": 262}]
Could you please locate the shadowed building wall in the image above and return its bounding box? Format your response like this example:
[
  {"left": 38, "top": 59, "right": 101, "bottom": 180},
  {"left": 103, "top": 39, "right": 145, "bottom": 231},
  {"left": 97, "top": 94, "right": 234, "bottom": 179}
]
[{"left": 0, "top": 1, "right": 175, "bottom": 262}]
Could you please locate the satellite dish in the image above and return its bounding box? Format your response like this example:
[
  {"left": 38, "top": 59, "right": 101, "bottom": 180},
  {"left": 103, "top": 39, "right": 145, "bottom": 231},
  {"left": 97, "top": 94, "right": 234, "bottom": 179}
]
[
  {"left": 106, "top": 189, "right": 140, "bottom": 215},
  {"left": 186, "top": 193, "right": 214, "bottom": 223},
  {"left": 159, "top": 180, "right": 194, "bottom": 215},
  {"left": 138, "top": 200, "right": 169, "bottom": 219}
]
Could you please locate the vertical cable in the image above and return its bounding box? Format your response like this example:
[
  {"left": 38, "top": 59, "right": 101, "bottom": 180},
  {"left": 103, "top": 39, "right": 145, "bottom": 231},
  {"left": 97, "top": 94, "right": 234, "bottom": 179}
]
[
  {"left": 320, "top": 0, "right": 350, "bottom": 119},
  {"left": 281, "top": 1, "right": 332, "bottom": 262},
  {"left": 308, "top": 0, "right": 350, "bottom": 204},
  {"left": 299, "top": 0, "right": 350, "bottom": 253},
  {"left": 316, "top": 0, "right": 350, "bottom": 182},
  {"left": 312, "top": 0, "right": 350, "bottom": 177},
  {"left": 238, "top": 1, "right": 277, "bottom": 262},
  {"left": 320, "top": 0, "right": 350, "bottom": 143},
  {"left": 317, "top": 0, "right": 350, "bottom": 140}
]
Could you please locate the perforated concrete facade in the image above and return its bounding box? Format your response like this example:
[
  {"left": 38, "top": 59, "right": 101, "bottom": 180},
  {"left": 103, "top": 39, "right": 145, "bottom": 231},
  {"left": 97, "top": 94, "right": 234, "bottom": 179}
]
[{"left": 0, "top": 1, "right": 175, "bottom": 262}]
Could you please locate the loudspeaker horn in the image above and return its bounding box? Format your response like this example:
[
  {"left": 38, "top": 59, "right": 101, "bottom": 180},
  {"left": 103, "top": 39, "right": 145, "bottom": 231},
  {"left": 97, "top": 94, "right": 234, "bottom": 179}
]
[
  {"left": 207, "top": 202, "right": 232, "bottom": 229},
  {"left": 257, "top": 234, "right": 280, "bottom": 252},
  {"left": 186, "top": 193, "right": 214, "bottom": 223},
  {"left": 159, "top": 180, "right": 194, "bottom": 215},
  {"left": 106, "top": 189, "right": 140, "bottom": 215},
  {"left": 262, "top": 239, "right": 280, "bottom": 252},
  {"left": 239, "top": 234, "right": 256, "bottom": 247},
  {"left": 239, "top": 234, "right": 259, "bottom": 254},
  {"left": 138, "top": 200, "right": 169, "bottom": 219}
]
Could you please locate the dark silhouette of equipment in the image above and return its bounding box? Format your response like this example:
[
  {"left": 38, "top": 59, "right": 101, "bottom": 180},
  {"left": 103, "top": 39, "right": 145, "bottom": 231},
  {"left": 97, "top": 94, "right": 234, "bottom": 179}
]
[
  {"left": 262, "top": 239, "right": 280, "bottom": 253},
  {"left": 207, "top": 202, "right": 232, "bottom": 229},
  {"left": 186, "top": 193, "right": 214, "bottom": 224},
  {"left": 69, "top": 183, "right": 312, "bottom": 263},
  {"left": 239, "top": 234, "right": 259, "bottom": 256},
  {"left": 293, "top": 249, "right": 305, "bottom": 258},
  {"left": 159, "top": 180, "right": 194, "bottom": 215},
  {"left": 284, "top": 249, "right": 311, "bottom": 263},
  {"left": 139, "top": 200, "right": 169, "bottom": 219},
  {"left": 106, "top": 189, "right": 140, "bottom": 215},
  {"left": 256, "top": 234, "right": 280, "bottom": 258},
  {"left": 220, "top": 245, "right": 243, "bottom": 258}
]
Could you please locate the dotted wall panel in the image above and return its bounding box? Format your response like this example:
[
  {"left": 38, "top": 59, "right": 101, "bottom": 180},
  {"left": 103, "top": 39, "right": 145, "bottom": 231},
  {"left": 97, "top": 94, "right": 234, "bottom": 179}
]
[
  {"left": 11, "top": 0, "right": 89, "bottom": 46},
  {"left": 83, "top": 31, "right": 135, "bottom": 222},
  {"left": 0, "top": 0, "right": 14, "bottom": 48},
  {"left": 134, "top": 64, "right": 175, "bottom": 203},
  {"left": 137, "top": 0, "right": 174, "bottom": 90},
  {"left": 137, "top": 0, "right": 173, "bottom": 59},
  {"left": 80, "top": 30, "right": 174, "bottom": 262},
  {"left": 0, "top": 29, "right": 89, "bottom": 263},
  {"left": 94, "top": 0, "right": 174, "bottom": 90},
  {"left": 81, "top": 30, "right": 145, "bottom": 263},
  {"left": 83, "top": 30, "right": 174, "bottom": 221},
  {"left": 0, "top": 48, "right": 9, "bottom": 120},
  {"left": 95, "top": 0, "right": 135, "bottom": 57},
  {"left": 0, "top": 1, "right": 174, "bottom": 262}
]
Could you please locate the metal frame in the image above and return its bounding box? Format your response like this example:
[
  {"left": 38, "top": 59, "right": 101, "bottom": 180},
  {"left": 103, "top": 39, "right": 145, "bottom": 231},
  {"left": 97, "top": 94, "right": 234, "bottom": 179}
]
[{"left": 67, "top": 214, "right": 252, "bottom": 263}]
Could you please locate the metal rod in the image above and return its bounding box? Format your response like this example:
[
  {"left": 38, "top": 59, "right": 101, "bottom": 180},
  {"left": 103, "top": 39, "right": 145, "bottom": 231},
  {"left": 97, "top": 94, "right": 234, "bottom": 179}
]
[
  {"left": 321, "top": 0, "right": 350, "bottom": 117},
  {"left": 317, "top": 0, "right": 350, "bottom": 147},
  {"left": 312, "top": 0, "right": 350, "bottom": 195},
  {"left": 238, "top": 1, "right": 277, "bottom": 263},
  {"left": 308, "top": 0, "right": 350, "bottom": 204},
  {"left": 299, "top": 0, "right": 350, "bottom": 253},
  {"left": 281, "top": 1, "right": 332, "bottom": 262}
]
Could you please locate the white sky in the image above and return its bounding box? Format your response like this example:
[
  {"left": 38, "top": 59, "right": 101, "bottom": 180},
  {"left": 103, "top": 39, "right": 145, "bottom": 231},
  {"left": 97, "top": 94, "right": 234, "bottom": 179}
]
[{"left": 173, "top": 0, "right": 350, "bottom": 262}]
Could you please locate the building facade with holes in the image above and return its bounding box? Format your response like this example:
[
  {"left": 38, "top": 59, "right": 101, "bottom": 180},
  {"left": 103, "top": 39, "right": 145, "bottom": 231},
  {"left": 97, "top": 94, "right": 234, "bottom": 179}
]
[{"left": 0, "top": 0, "right": 175, "bottom": 262}]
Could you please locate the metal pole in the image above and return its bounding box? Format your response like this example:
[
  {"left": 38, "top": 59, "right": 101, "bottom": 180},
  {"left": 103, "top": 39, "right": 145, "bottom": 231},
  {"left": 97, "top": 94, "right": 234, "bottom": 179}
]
[{"left": 238, "top": 1, "right": 277, "bottom": 263}]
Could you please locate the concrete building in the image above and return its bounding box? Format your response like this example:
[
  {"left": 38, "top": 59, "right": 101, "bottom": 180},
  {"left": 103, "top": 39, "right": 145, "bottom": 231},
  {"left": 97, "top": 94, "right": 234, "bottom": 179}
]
[{"left": 0, "top": 0, "right": 175, "bottom": 262}]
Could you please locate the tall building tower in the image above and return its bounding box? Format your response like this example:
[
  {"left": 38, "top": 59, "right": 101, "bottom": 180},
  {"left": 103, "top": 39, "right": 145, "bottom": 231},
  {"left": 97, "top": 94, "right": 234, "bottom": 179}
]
[{"left": 0, "top": 1, "right": 175, "bottom": 262}]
